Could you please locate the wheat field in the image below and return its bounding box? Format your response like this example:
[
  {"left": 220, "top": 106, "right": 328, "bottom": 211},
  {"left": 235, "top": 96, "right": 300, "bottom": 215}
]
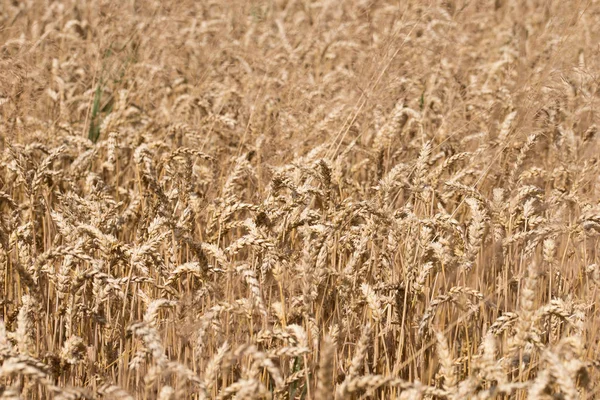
[{"left": 1, "top": 0, "right": 600, "bottom": 399}]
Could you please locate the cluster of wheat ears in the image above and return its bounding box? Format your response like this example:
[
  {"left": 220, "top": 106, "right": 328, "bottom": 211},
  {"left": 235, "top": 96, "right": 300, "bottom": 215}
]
[{"left": 1, "top": 0, "right": 600, "bottom": 399}]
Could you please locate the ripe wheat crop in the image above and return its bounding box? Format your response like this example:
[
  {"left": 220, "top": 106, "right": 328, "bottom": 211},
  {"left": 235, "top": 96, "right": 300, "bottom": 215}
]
[{"left": 1, "top": 0, "right": 600, "bottom": 399}]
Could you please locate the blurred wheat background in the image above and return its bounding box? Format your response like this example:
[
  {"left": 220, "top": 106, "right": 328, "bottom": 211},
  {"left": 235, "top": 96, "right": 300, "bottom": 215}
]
[{"left": 1, "top": 0, "right": 600, "bottom": 399}]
